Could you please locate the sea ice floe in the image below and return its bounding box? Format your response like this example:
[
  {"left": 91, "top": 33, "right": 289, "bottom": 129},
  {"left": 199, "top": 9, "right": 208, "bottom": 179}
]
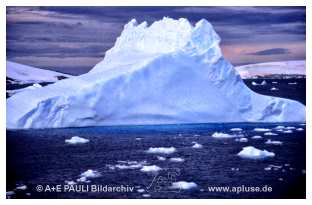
[
  {"left": 230, "top": 128, "right": 243, "bottom": 131},
  {"left": 192, "top": 142, "right": 203, "bottom": 149},
  {"left": 142, "top": 194, "right": 151, "bottom": 197},
  {"left": 15, "top": 185, "right": 27, "bottom": 190},
  {"left": 140, "top": 165, "right": 162, "bottom": 173},
  {"left": 254, "top": 128, "right": 271, "bottom": 132},
  {"left": 76, "top": 177, "right": 90, "bottom": 183},
  {"left": 157, "top": 156, "right": 166, "bottom": 161},
  {"left": 286, "top": 126, "right": 296, "bottom": 129},
  {"left": 231, "top": 167, "right": 240, "bottom": 171},
  {"left": 137, "top": 188, "right": 145, "bottom": 193},
  {"left": 283, "top": 130, "right": 293, "bottom": 133},
  {"left": 288, "top": 82, "right": 297, "bottom": 85},
  {"left": 272, "top": 81, "right": 278, "bottom": 84},
  {"left": 264, "top": 132, "right": 278, "bottom": 136},
  {"left": 265, "top": 139, "right": 283, "bottom": 145},
  {"left": 170, "top": 181, "right": 198, "bottom": 190},
  {"left": 235, "top": 138, "right": 248, "bottom": 143},
  {"left": 296, "top": 128, "right": 304, "bottom": 131},
  {"left": 65, "top": 180, "right": 77, "bottom": 185},
  {"left": 77, "top": 169, "right": 101, "bottom": 182},
  {"left": 275, "top": 125, "right": 285, "bottom": 129},
  {"left": 270, "top": 87, "right": 279, "bottom": 91},
  {"left": 65, "top": 136, "right": 89, "bottom": 144},
  {"left": 251, "top": 135, "right": 262, "bottom": 139},
  {"left": 146, "top": 147, "right": 176, "bottom": 154},
  {"left": 108, "top": 160, "right": 148, "bottom": 170},
  {"left": 211, "top": 132, "right": 236, "bottom": 139},
  {"left": 6, "top": 191, "right": 15, "bottom": 199},
  {"left": 237, "top": 146, "right": 275, "bottom": 159},
  {"left": 264, "top": 164, "right": 282, "bottom": 171},
  {"left": 169, "top": 157, "right": 185, "bottom": 162}
]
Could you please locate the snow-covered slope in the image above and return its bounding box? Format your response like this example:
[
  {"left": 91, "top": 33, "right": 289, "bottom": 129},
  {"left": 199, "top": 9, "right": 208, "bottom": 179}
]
[
  {"left": 6, "top": 17, "right": 306, "bottom": 129},
  {"left": 235, "top": 61, "right": 305, "bottom": 79},
  {"left": 7, "top": 61, "right": 72, "bottom": 84}
]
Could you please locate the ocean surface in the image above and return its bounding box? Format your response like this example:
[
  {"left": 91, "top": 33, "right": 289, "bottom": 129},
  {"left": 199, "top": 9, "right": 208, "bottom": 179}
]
[{"left": 6, "top": 78, "right": 306, "bottom": 199}]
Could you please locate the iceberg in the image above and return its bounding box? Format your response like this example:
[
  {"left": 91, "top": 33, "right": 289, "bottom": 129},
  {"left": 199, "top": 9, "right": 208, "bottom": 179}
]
[
  {"left": 65, "top": 136, "right": 90, "bottom": 144},
  {"left": 237, "top": 146, "right": 275, "bottom": 159},
  {"left": 140, "top": 165, "right": 162, "bottom": 172},
  {"left": 146, "top": 147, "right": 176, "bottom": 154},
  {"left": 211, "top": 132, "right": 236, "bottom": 139},
  {"left": 6, "top": 17, "right": 306, "bottom": 129},
  {"left": 169, "top": 157, "right": 185, "bottom": 162},
  {"left": 265, "top": 139, "right": 283, "bottom": 145},
  {"left": 170, "top": 181, "right": 198, "bottom": 190},
  {"left": 192, "top": 142, "right": 203, "bottom": 149}
]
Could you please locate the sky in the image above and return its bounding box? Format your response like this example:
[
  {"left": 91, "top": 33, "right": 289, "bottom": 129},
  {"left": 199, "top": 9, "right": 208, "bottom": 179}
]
[{"left": 6, "top": 6, "right": 306, "bottom": 75}]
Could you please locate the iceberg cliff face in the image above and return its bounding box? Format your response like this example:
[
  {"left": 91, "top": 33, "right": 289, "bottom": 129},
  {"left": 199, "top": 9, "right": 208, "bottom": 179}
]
[{"left": 6, "top": 17, "right": 306, "bottom": 129}]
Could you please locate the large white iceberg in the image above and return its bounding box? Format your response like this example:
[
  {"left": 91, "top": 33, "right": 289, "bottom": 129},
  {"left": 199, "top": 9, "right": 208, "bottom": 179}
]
[{"left": 6, "top": 17, "right": 306, "bottom": 129}]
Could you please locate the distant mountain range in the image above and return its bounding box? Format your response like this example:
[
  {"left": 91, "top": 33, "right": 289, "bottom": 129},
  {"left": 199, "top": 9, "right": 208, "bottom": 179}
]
[{"left": 235, "top": 60, "right": 305, "bottom": 79}]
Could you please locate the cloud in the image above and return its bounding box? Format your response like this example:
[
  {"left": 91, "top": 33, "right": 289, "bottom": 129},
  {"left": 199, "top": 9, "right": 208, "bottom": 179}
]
[{"left": 249, "top": 48, "right": 290, "bottom": 56}]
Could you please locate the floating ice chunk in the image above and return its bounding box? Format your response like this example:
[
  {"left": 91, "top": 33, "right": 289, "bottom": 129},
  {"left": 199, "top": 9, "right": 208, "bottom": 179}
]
[
  {"left": 169, "top": 157, "right": 185, "bottom": 162},
  {"left": 142, "top": 194, "right": 151, "bottom": 197},
  {"left": 275, "top": 125, "right": 285, "bottom": 129},
  {"left": 237, "top": 146, "right": 275, "bottom": 159},
  {"left": 251, "top": 135, "right": 262, "bottom": 139},
  {"left": 65, "top": 136, "right": 89, "bottom": 144},
  {"left": 80, "top": 169, "right": 101, "bottom": 178},
  {"left": 296, "top": 128, "right": 304, "bottom": 131},
  {"left": 283, "top": 130, "right": 293, "bottom": 133},
  {"left": 76, "top": 177, "right": 90, "bottom": 183},
  {"left": 254, "top": 128, "right": 271, "bottom": 132},
  {"left": 6, "top": 191, "right": 15, "bottom": 199},
  {"left": 230, "top": 128, "right": 243, "bottom": 131},
  {"left": 265, "top": 139, "right": 283, "bottom": 145},
  {"left": 235, "top": 138, "right": 248, "bottom": 143},
  {"left": 286, "top": 126, "right": 296, "bottom": 129},
  {"left": 194, "top": 134, "right": 201, "bottom": 137},
  {"left": 211, "top": 132, "right": 235, "bottom": 139},
  {"left": 146, "top": 147, "right": 176, "bottom": 154},
  {"left": 135, "top": 137, "right": 142, "bottom": 141},
  {"left": 65, "top": 180, "right": 77, "bottom": 185},
  {"left": 272, "top": 81, "right": 278, "bottom": 84},
  {"left": 278, "top": 178, "right": 283, "bottom": 181},
  {"left": 157, "top": 156, "right": 166, "bottom": 161},
  {"left": 231, "top": 167, "right": 239, "bottom": 171},
  {"left": 260, "top": 80, "right": 267, "bottom": 85},
  {"left": 16, "top": 185, "right": 27, "bottom": 190},
  {"left": 270, "top": 87, "right": 279, "bottom": 91},
  {"left": 137, "top": 188, "right": 145, "bottom": 193},
  {"left": 192, "top": 142, "right": 203, "bottom": 149},
  {"left": 288, "top": 82, "right": 297, "bottom": 85},
  {"left": 264, "top": 132, "right": 278, "bottom": 136},
  {"left": 170, "top": 181, "right": 198, "bottom": 190},
  {"left": 140, "top": 165, "right": 162, "bottom": 172},
  {"left": 251, "top": 81, "right": 258, "bottom": 86},
  {"left": 108, "top": 160, "right": 147, "bottom": 170}
]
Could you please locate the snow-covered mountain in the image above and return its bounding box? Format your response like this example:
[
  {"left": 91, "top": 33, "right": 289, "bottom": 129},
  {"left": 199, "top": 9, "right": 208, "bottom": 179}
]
[
  {"left": 6, "top": 17, "right": 305, "bottom": 129},
  {"left": 7, "top": 61, "right": 72, "bottom": 84},
  {"left": 235, "top": 61, "right": 305, "bottom": 79}
]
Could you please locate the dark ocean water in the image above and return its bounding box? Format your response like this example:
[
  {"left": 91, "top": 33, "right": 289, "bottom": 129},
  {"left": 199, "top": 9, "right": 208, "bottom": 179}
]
[{"left": 6, "top": 79, "right": 306, "bottom": 199}]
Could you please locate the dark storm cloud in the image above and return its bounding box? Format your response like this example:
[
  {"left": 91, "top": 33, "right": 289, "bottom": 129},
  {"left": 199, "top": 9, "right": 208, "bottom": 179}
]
[
  {"left": 249, "top": 48, "right": 290, "bottom": 56},
  {"left": 6, "top": 6, "right": 306, "bottom": 74}
]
